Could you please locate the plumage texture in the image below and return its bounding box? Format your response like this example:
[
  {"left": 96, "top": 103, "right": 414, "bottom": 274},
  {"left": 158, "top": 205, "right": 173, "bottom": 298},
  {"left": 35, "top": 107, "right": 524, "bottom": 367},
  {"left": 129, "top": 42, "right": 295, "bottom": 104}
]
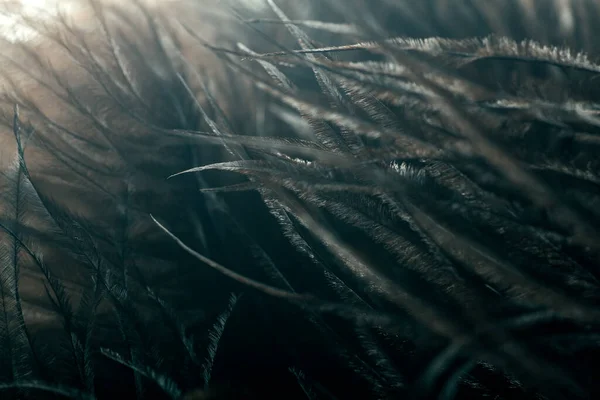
[{"left": 0, "top": 0, "right": 599, "bottom": 399}]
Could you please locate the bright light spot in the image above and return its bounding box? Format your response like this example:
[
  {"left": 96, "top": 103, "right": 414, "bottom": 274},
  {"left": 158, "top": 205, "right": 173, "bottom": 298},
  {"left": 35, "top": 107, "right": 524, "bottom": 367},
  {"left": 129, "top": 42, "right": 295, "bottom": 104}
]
[
  {"left": 0, "top": 0, "right": 268, "bottom": 43},
  {"left": 0, "top": 0, "right": 76, "bottom": 42}
]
